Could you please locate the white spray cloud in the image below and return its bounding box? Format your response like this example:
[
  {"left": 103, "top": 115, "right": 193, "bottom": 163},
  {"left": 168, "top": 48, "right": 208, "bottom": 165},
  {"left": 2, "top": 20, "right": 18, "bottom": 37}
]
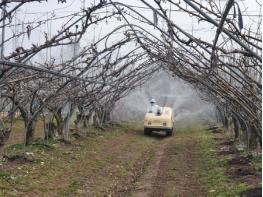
[{"left": 112, "top": 71, "right": 216, "bottom": 127}]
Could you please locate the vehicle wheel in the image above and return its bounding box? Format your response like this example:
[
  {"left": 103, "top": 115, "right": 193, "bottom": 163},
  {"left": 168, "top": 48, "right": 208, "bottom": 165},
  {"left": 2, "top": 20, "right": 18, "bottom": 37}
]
[
  {"left": 144, "top": 128, "right": 152, "bottom": 135},
  {"left": 166, "top": 129, "right": 173, "bottom": 136}
]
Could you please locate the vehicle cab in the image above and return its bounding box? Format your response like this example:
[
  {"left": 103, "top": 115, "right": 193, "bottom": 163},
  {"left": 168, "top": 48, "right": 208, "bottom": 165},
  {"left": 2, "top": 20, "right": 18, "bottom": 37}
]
[{"left": 144, "top": 107, "right": 174, "bottom": 136}]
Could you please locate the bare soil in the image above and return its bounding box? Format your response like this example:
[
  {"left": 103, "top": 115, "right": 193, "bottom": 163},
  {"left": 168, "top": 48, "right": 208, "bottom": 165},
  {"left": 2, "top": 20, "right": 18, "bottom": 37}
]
[
  {"left": 213, "top": 131, "right": 262, "bottom": 196},
  {"left": 1, "top": 124, "right": 261, "bottom": 197},
  {"left": 114, "top": 130, "right": 206, "bottom": 197}
]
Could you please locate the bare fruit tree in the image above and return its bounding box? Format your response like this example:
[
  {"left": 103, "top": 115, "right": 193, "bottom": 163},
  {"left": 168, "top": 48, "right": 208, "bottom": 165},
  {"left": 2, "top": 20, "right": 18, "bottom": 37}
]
[{"left": 0, "top": 0, "right": 261, "bottom": 149}]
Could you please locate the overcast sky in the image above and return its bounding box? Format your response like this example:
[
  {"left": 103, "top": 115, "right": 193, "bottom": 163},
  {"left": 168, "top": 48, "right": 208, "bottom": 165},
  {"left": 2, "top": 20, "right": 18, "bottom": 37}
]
[
  {"left": 5, "top": 0, "right": 261, "bottom": 55},
  {"left": 2, "top": 0, "right": 261, "bottom": 120}
]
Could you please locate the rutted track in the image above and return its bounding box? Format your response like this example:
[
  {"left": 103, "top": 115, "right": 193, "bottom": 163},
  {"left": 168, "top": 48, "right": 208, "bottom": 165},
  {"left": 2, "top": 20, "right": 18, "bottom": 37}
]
[
  {"left": 1, "top": 124, "right": 260, "bottom": 197},
  {"left": 113, "top": 130, "right": 205, "bottom": 197},
  {"left": 1, "top": 126, "right": 205, "bottom": 197}
]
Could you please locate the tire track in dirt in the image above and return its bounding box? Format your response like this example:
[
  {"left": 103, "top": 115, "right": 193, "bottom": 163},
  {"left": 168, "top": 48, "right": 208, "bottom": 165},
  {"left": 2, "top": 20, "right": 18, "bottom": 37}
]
[
  {"left": 125, "top": 132, "right": 205, "bottom": 197},
  {"left": 112, "top": 135, "right": 172, "bottom": 197},
  {"left": 19, "top": 128, "right": 205, "bottom": 197},
  {"left": 149, "top": 135, "right": 206, "bottom": 197},
  {"left": 129, "top": 136, "right": 172, "bottom": 197},
  {"left": 83, "top": 129, "right": 159, "bottom": 196}
]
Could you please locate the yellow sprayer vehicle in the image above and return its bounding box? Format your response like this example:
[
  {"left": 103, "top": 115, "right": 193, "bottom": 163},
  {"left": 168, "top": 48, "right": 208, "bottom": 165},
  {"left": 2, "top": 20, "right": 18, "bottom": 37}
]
[{"left": 144, "top": 107, "right": 175, "bottom": 136}]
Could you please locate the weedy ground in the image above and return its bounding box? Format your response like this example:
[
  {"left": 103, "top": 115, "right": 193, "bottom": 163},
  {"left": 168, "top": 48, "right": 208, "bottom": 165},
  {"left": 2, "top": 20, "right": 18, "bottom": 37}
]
[{"left": 0, "top": 121, "right": 261, "bottom": 197}]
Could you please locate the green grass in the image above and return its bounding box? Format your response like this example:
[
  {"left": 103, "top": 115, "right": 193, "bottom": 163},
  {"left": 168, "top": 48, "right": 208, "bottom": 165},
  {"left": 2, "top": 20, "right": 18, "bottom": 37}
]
[
  {"left": 58, "top": 180, "right": 83, "bottom": 196},
  {"left": 193, "top": 127, "right": 249, "bottom": 196},
  {"left": 0, "top": 123, "right": 138, "bottom": 196},
  {"left": 251, "top": 155, "right": 262, "bottom": 172},
  {"left": 1, "top": 122, "right": 260, "bottom": 196}
]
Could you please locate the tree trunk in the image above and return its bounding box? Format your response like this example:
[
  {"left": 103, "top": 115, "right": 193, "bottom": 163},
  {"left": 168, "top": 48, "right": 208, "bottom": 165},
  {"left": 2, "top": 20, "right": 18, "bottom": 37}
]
[
  {"left": 19, "top": 109, "right": 37, "bottom": 145},
  {"left": 104, "top": 109, "right": 111, "bottom": 123},
  {"left": 232, "top": 116, "right": 239, "bottom": 140},
  {"left": 44, "top": 122, "right": 57, "bottom": 140},
  {"left": 83, "top": 115, "right": 89, "bottom": 128},
  {"left": 25, "top": 118, "right": 37, "bottom": 145},
  {"left": 239, "top": 119, "right": 249, "bottom": 148},
  {"left": 93, "top": 113, "right": 99, "bottom": 128},
  {"left": 224, "top": 116, "right": 229, "bottom": 131},
  {"left": 75, "top": 111, "right": 90, "bottom": 129},
  {"left": 75, "top": 114, "right": 82, "bottom": 129},
  {"left": 216, "top": 107, "right": 224, "bottom": 124},
  {"left": 62, "top": 104, "right": 75, "bottom": 138},
  {"left": 54, "top": 113, "right": 63, "bottom": 136},
  {"left": 0, "top": 128, "right": 11, "bottom": 150},
  {"left": 248, "top": 125, "right": 259, "bottom": 150}
]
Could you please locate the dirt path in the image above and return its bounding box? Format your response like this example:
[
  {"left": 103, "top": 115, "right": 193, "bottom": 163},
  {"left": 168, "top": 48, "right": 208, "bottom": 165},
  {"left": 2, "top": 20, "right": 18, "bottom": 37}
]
[
  {"left": 2, "top": 124, "right": 260, "bottom": 197},
  {"left": 149, "top": 134, "right": 205, "bottom": 197},
  {"left": 1, "top": 127, "right": 206, "bottom": 197},
  {"left": 127, "top": 131, "right": 205, "bottom": 197},
  {"left": 99, "top": 129, "right": 205, "bottom": 197},
  {"left": 130, "top": 138, "right": 170, "bottom": 197}
]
